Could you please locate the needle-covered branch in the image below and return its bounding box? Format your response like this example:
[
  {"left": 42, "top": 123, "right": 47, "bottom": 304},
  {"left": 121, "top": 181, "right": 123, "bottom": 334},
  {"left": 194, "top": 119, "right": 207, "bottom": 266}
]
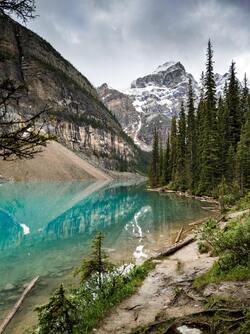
[
  {"left": 0, "top": 79, "right": 50, "bottom": 160},
  {"left": 0, "top": 0, "right": 36, "bottom": 23}
]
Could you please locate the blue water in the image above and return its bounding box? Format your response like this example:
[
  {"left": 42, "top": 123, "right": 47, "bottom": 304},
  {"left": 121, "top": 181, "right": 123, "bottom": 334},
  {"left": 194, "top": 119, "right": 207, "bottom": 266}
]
[{"left": 0, "top": 180, "right": 211, "bottom": 330}]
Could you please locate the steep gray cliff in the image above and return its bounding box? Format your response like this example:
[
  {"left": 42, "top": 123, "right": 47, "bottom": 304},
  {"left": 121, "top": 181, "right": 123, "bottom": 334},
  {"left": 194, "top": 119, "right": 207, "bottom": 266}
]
[{"left": 0, "top": 12, "right": 141, "bottom": 171}]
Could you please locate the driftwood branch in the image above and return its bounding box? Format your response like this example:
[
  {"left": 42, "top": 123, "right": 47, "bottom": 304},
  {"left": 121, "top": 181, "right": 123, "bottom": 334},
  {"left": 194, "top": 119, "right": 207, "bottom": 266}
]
[
  {"left": 156, "top": 236, "right": 195, "bottom": 258},
  {"left": 0, "top": 276, "right": 39, "bottom": 334},
  {"left": 174, "top": 227, "right": 184, "bottom": 243}
]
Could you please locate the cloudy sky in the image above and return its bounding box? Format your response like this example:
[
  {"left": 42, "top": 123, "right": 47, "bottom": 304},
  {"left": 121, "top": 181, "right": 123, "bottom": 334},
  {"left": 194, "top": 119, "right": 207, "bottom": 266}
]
[{"left": 24, "top": 0, "right": 250, "bottom": 89}]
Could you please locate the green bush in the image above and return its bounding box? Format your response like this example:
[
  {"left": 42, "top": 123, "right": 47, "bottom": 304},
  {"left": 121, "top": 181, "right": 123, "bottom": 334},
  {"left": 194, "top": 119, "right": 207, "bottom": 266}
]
[
  {"left": 199, "top": 218, "right": 223, "bottom": 255},
  {"left": 198, "top": 241, "right": 210, "bottom": 254},
  {"left": 235, "top": 191, "right": 250, "bottom": 210},
  {"left": 195, "top": 215, "right": 250, "bottom": 287}
]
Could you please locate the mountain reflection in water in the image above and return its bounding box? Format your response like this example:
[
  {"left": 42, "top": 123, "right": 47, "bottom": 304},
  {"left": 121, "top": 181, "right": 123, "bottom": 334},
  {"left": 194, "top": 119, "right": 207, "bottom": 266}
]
[{"left": 0, "top": 180, "right": 209, "bottom": 291}]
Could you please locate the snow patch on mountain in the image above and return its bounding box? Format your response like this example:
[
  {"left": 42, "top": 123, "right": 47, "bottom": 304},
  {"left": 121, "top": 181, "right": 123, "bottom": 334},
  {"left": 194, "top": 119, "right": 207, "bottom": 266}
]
[
  {"left": 98, "top": 61, "right": 229, "bottom": 152},
  {"left": 153, "top": 61, "right": 176, "bottom": 74}
]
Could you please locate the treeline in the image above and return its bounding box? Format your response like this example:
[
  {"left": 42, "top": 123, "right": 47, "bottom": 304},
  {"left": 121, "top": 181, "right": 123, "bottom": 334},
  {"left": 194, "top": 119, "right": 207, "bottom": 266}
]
[{"left": 149, "top": 41, "right": 250, "bottom": 196}]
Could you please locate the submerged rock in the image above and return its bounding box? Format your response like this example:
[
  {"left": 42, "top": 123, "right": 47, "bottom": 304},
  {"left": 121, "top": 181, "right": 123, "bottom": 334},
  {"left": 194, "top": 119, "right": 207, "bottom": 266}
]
[
  {"left": 3, "top": 283, "right": 15, "bottom": 291},
  {"left": 177, "top": 325, "right": 202, "bottom": 334}
]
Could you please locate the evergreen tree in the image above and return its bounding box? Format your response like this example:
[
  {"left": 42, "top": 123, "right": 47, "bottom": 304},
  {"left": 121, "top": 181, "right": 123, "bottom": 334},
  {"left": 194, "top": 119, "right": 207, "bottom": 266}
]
[
  {"left": 159, "top": 134, "right": 164, "bottom": 184},
  {"left": 196, "top": 72, "right": 206, "bottom": 192},
  {"left": 149, "top": 128, "right": 160, "bottom": 187},
  {"left": 176, "top": 101, "right": 187, "bottom": 190},
  {"left": 163, "top": 135, "right": 171, "bottom": 184},
  {"left": 199, "top": 40, "right": 219, "bottom": 194},
  {"left": 35, "top": 284, "right": 77, "bottom": 334},
  {"left": 236, "top": 117, "right": 250, "bottom": 191},
  {"left": 241, "top": 74, "right": 249, "bottom": 122},
  {"left": 226, "top": 61, "right": 241, "bottom": 150},
  {"left": 186, "top": 78, "right": 196, "bottom": 192},
  {"left": 205, "top": 40, "right": 217, "bottom": 115},
  {"left": 170, "top": 116, "right": 178, "bottom": 184},
  {"left": 217, "top": 96, "right": 229, "bottom": 178},
  {"left": 226, "top": 145, "right": 236, "bottom": 183},
  {"left": 75, "top": 232, "right": 112, "bottom": 289}
]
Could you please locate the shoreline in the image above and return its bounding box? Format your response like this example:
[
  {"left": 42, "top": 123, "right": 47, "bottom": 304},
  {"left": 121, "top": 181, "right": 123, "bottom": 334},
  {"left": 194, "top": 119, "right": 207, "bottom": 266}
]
[
  {"left": 95, "top": 208, "right": 249, "bottom": 334},
  {"left": 0, "top": 183, "right": 216, "bottom": 334},
  {"left": 147, "top": 186, "right": 220, "bottom": 206}
]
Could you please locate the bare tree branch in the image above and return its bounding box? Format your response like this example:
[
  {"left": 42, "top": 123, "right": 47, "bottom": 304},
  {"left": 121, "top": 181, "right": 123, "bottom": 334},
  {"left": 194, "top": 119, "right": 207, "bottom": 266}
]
[
  {"left": 0, "top": 79, "right": 50, "bottom": 160},
  {"left": 0, "top": 0, "right": 36, "bottom": 23}
]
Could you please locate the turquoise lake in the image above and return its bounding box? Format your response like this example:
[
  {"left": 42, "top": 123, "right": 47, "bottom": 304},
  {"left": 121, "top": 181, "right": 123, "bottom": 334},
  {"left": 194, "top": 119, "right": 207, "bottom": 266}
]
[{"left": 0, "top": 180, "right": 213, "bottom": 333}]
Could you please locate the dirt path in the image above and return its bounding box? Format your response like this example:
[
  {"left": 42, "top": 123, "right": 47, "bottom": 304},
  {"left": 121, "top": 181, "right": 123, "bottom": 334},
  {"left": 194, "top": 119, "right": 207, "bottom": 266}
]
[{"left": 95, "top": 240, "right": 216, "bottom": 334}]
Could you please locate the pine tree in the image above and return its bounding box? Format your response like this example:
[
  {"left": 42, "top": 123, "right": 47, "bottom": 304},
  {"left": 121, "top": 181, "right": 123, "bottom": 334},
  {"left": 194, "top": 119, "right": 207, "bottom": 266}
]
[
  {"left": 149, "top": 128, "right": 160, "bottom": 187},
  {"left": 205, "top": 40, "right": 217, "bottom": 116},
  {"left": 236, "top": 117, "right": 250, "bottom": 191},
  {"left": 159, "top": 135, "right": 164, "bottom": 184},
  {"left": 170, "top": 116, "right": 178, "bottom": 185},
  {"left": 226, "top": 145, "right": 236, "bottom": 183},
  {"left": 226, "top": 61, "right": 241, "bottom": 150},
  {"left": 186, "top": 78, "right": 196, "bottom": 192},
  {"left": 163, "top": 135, "right": 171, "bottom": 184},
  {"left": 199, "top": 40, "right": 219, "bottom": 194},
  {"left": 217, "top": 96, "right": 229, "bottom": 178},
  {"left": 35, "top": 284, "right": 77, "bottom": 334},
  {"left": 74, "top": 232, "right": 112, "bottom": 289},
  {"left": 196, "top": 72, "right": 206, "bottom": 192},
  {"left": 241, "top": 74, "right": 249, "bottom": 122},
  {"left": 176, "top": 101, "right": 187, "bottom": 190}
]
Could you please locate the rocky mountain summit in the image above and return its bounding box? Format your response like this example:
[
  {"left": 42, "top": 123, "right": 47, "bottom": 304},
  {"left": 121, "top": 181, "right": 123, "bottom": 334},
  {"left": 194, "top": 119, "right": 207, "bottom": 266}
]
[
  {"left": 98, "top": 62, "right": 228, "bottom": 151},
  {"left": 0, "top": 12, "right": 143, "bottom": 171}
]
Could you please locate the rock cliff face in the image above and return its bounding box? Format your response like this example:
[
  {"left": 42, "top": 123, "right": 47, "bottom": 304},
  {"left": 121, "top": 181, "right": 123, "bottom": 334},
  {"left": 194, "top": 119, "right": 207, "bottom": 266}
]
[
  {"left": 0, "top": 12, "right": 140, "bottom": 171},
  {"left": 98, "top": 62, "right": 199, "bottom": 150},
  {"left": 98, "top": 62, "right": 228, "bottom": 151}
]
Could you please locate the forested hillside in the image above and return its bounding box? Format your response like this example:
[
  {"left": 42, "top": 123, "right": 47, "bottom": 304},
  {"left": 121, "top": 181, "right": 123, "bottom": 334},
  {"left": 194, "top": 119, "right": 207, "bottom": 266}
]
[{"left": 149, "top": 41, "right": 250, "bottom": 197}]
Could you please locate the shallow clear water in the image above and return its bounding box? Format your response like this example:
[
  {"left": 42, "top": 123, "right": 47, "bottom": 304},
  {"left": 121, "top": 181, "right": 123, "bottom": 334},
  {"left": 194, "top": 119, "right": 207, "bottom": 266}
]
[{"left": 0, "top": 180, "right": 212, "bottom": 332}]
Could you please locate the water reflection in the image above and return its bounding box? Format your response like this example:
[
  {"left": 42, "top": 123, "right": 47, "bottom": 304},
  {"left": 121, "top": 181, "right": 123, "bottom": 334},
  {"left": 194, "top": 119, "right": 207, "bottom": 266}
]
[{"left": 0, "top": 180, "right": 208, "bottom": 291}]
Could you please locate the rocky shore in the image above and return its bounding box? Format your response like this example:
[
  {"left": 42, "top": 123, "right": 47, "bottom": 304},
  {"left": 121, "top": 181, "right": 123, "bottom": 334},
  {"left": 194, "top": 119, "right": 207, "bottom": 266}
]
[
  {"left": 147, "top": 186, "right": 220, "bottom": 206},
  {"left": 95, "top": 210, "right": 249, "bottom": 334}
]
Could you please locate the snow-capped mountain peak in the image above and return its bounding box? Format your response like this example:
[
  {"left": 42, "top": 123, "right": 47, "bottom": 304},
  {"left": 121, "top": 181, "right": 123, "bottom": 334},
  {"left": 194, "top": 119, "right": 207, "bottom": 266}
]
[
  {"left": 153, "top": 61, "right": 177, "bottom": 74},
  {"left": 98, "top": 61, "right": 229, "bottom": 152}
]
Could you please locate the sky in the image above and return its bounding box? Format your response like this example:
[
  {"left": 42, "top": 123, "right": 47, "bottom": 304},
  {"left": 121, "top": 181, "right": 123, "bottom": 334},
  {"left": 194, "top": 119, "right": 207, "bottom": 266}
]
[{"left": 23, "top": 0, "right": 250, "bottom": 89}]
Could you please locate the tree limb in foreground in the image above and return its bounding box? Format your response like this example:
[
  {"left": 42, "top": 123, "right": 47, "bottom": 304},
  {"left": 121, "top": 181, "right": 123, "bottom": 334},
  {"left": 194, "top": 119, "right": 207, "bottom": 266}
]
[
  {"left": 0, "top": 0, "right": 36, "bottom": 23},
  {"left": 0, "top": 79, "right": 50, "bottom": 160}
]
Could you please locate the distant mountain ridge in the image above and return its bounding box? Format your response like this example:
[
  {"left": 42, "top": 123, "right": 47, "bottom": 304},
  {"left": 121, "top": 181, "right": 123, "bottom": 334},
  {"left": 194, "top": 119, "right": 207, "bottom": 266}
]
[{"left": 98, "top": 62, "right": 228, "bottom": 151}]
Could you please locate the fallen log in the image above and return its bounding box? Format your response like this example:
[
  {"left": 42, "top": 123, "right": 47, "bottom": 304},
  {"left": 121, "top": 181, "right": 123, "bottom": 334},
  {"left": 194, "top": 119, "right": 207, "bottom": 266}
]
[
  {"left": 0, "top": 276, "right": 39, "bottom": 334},
  {"left": 156, "top": 236, "right": 195, "bottom": 258},
  {"left": 174, "top": 227, "right": 184, "bottom": 243}
]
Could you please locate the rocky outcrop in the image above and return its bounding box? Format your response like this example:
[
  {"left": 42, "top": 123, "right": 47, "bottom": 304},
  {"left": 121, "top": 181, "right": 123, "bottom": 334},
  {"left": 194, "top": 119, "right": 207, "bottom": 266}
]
[
  {"left": 98, "top": 62, "right": 228, "bottom": 151},
  {"left": 98, "top": 62, "right": 199, "bottom": 150},
  {"left": 0, "top": 12, "right": 141, "bottom": 170}
]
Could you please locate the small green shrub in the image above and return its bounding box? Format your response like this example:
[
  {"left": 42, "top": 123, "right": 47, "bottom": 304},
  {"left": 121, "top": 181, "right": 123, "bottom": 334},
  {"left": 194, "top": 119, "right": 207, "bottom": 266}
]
[
  {"left": 176, "top": 260, "right": 184, "bottom": 272},
  {"left": 195, "top": 214, "right": 250, "bottom": 287},
  {"left": 198, "top": 241, "right": 210, "bottom": 254},
  {"left": 235, "top": 191, "right": 250, "bottom": 210}
]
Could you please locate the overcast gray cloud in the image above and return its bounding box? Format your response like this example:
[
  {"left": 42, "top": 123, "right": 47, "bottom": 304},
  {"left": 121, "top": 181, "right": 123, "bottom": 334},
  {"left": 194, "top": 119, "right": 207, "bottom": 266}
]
[{"left": 24, "top": 0, "right": 250, "bottom": 89}]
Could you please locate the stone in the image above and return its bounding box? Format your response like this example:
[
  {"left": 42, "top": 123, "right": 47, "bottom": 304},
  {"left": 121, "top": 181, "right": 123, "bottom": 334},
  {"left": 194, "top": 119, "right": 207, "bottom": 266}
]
[{"left": 3, "top": 283, "right": 15, "bottom": 291}]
